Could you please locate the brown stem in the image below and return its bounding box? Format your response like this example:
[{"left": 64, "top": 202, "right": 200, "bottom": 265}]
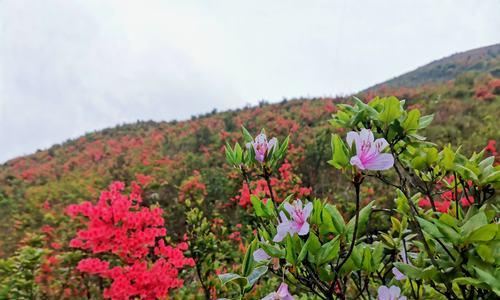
[
  {"left": 330, "top": 176, "right": 362, "bottom": 296},
  {"left": 262, "top": 166, "right": 278, "bottom": 212}
]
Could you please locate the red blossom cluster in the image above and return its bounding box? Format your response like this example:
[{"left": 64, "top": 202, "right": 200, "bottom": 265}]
[
  {"left": 178, "top": 171, "right": 207, "bottom": 203},
  {"left": 418, "top": 176, "right": 474, "bottom": 213},
  {"left": 475, "top": 79, "right": 500, "bottom": 101},
  {"left": 485, "top": 140, "right": 498, "bottom": 157},
  {"left": 135, "top": 173, "right": 154, "bottom": 187},
  {"left": 67, "top": 181, "right": 194, "bottom": 299}
]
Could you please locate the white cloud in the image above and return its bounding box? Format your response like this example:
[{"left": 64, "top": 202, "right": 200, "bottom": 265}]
[{"left": 1, "top": 0, "right": 499, "bottom": 162}]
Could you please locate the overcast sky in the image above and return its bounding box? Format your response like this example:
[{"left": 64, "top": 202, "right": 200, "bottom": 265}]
[{"left": 1, "top": 0, "right": 499, "bottom": 163}]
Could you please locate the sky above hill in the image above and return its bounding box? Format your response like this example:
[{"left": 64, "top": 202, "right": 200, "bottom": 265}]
[{"left": 1, "top": 0, "right": 499, "bottom": 163}]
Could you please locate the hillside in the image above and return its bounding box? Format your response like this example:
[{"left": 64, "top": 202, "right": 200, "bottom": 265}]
[
  {"left": 0, "top": 44, "right": 499, "bottom": 298},
  {"left": 365, "top": 43, "right": 500, "bottom": 91}
]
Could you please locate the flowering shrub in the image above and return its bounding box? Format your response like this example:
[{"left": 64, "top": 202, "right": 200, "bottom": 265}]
[
  {"left": 220, "top": 96, "right": 499, "bottom": 299},
  {"left": 0, "top": 66, "right": 498, "bottom": 299},
  {"left": 67, "top": 181, "right": 194, "bottom": 299}
]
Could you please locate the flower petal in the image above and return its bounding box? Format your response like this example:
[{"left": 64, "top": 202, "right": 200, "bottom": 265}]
[
  {"left": 363, "top": 153, "right": 394, "bottom": 170},
  {"left": 346, "top": 131, "right": 359, "bottom": 149},
  {"left": 302, "top": 202, "right": 313, "bottom": 220},
  {"left": 253, "top": 249, "right": 271, "bottom": 262},
  {"left": 268, "top": 137, "right": 277, "bottom": 151},
  {"left": 392, "top": 267, "right": 406, "bottom": 281},
  {"left": 377, "top": 285, "right": 390, "bottom": 300},
  {"left": 261, "top": 292, "right": 277, "bottom": 300},
  {"left": 350, "top": 156, "right": 366, "bottom": 170},
  {"left": 298, "top": 221, "right": 310, "bottom": 236},
  {"left": 276, "top": 283, "right": 289, "bottom": 297},
  {"left": 273, "top": 220, "right": 292, "bottom": 242},
  {"left": 374, "top": 138, "right": 389, "bottom": 151},
  {"left": 360, "top": 128, "right": 374, "bottom": 143},
  {"left": 389, "top": 285, "right": 401, "bottom": 297},
  {"left": 255, "top": 133, "right": 267, "bottom": 144},
  {"left": 279, "top": 211, "right": 289, "bottom": 223},
  {"left": 283, "top": 202, "right": 295, "bottom": 217}
]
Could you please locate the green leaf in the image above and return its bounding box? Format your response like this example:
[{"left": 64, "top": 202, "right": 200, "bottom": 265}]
[
  {"left": 324, "top": 204, "right": 346, "bottom": 234},
  {"left": 285, "top": 235, "right": 296, "bottom": 265},
  {"left": 378, "top": 96, "right": 402, "bottom": 125},
  {"left": 250, "top": 195, "right": 264, "bottom": 217},
  {"left": 418, "top": 114, "right": 434, "bottom": 129},
  {"left": 234, "top": 143, "right": 243, "bottom": 163},
  {"left": 434, "top": 219, "right": 460, "bottom": 243},
  {"left": 219, "top": 273, "right": 248, "bottom": 289},
  {"left": 316, "top": 236, "right": 340, "bottom": 266},
  {"left": 263, "top": 198, "right": 275, "bottom": 217},
  {"left": 361, "top": 247, "right": 373, "bottom": 272},
  {"left": 478, "top": 156, "right": 495, "bottom": 170},
  {"left": 241, "top": 126, "right": 254, "bottom": 143},
  {"left": 476, "top": 244, "right": 494, "bottom": 263},
  {"left": 403, "top": 109, "right": 420, "bottom": 132},
  {"left": 461, "top": 212, "right": 487, "bottom": 236},
  {"left": 391, "top": 217, "right": 402, "bottom": 232},
  {"left": 225, "top": 143, "right": 235, "bottom": 165},
  {"left": 298, "top": 232, "right": 321, "bottom": 263},
  {"left": 346, "top": 201, "right": 374, "bottom": 242},
  {"left": 473, "top": 267, "right": 500, "bottom": 295},
  {"left": 260, "top": 243, "right": 285, "bottom": 258},
  {"left": 246, "top": 266, "right": 268, "bottom": 287},
  {"left": 329, "top": 134, "right": 350, "bottom": 169},
  {"left": 242, "top": 239, "right": 257, "bottom": 277},
  {"left": 466, "top": 224, "right": 498, "bottom": 243},
  {"left": 441, "top": 146, "right": 455, "bottom": 170},
  {"left": 456, "top": 165, "right": 479, "bottom": 182},
  {"left": 311, "top": 199, "right": 323, "bottom": 225},
  {"left": 482, "top": 170, "right": 500, "bottom": 185},
  {"left": 394, "top": 263, "right": 437, "bottom": 280},
  {"left": 453, "top": 277, "right": 489, "bottom": 289},
  {"left": 416, "top": 217, "right": 444, "bottom": 238}
]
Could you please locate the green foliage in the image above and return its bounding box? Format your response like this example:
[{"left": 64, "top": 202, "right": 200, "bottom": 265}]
[
  {"left": 0, "top": 246, "right": 45, "bottom": 299},
  {"left": 221, "top": 95, "right": 499, "bottom": 299}
]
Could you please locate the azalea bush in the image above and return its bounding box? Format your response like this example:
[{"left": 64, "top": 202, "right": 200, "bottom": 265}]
[
  {"left": 220, "top": 96, "right": 499, "bottom": 299},
  {"left": 66, "top": 181, "right": 195, "bottom": 299}
]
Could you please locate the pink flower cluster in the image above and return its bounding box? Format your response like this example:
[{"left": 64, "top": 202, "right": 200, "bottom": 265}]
[{"left": 68, "top": 181, "right": 194, "bottom": 299}]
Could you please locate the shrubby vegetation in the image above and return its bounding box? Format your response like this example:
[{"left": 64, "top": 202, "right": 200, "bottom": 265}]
[
  {"left": 0, "top": 52, "right": 498, "bottom": 299},
  {"left": 221, "top": 96, "right": 499, "bottom": 299}
]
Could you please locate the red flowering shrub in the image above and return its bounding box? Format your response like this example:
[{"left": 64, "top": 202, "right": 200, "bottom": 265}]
[{"left": 67, "top": 182, "right": 194, "bottom": 299}]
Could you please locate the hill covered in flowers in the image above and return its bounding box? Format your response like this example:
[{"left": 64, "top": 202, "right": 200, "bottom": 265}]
[{"left": 0, "top": 45, "right": 498, "bottom": 299}]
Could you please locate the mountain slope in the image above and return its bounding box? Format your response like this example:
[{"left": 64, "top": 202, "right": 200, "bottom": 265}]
[
  {"left": 0, "top": 44, "right": 499, "bottom": 259},
  {"left": 365, "top": 43, "right": 500, "bottom": 91}
]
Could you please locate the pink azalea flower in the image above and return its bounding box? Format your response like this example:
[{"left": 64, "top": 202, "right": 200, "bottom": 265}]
[
  {"left": 377, "top": 285, "right": 407, "bottom": 300},
  {"left": 253, "top": 248, "right": 271, "bottom": 262},
  {"left": 247, "top": 132, "right": 277, "bottom": 163},
  {"left": 392, "top": 249, "right": 413, "bottom": 281},
  {"left": 392, "top": 267, "right": 406, "bottom": 281},
  {"left": 346, "top": 129, "right": 394, "bottom": 171},
  {"left": 273, "top": 199, "right": 312, "bottom": 242},
  {"left": 262, "top": 282, "right": 294, "bottom": 300}
]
